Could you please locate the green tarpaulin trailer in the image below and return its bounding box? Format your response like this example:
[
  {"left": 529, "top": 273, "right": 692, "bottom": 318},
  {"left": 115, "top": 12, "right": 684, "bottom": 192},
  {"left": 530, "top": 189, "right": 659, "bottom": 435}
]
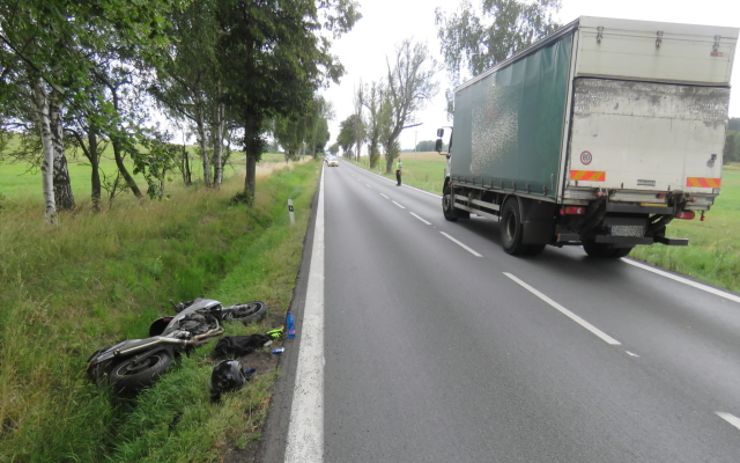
[{"left": 440, "top": 16, "right": 737, "bottom": 257}]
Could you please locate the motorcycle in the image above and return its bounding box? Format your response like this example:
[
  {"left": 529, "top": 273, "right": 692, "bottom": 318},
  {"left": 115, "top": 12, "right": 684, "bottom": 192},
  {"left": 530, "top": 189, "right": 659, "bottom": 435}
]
[{"left": 87, "top": 298, "right": 266, "bottom": 396}]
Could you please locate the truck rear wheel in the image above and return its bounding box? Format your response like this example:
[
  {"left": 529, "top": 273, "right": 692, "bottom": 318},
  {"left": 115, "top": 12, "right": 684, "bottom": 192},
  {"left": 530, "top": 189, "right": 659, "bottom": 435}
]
[
  {"left": 501, "top": 199, "right": 542, "bottom": 256},
  {"left": 583, "top": 242, "right": 633, "bottom": 258},
  {"left": 442, "top": 184, "right": 469, "bottom": 221}
]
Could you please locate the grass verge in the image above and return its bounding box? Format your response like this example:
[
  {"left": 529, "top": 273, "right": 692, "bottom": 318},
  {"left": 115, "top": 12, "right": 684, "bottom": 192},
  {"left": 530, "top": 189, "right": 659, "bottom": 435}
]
[
  {"left": 353, "top": 154, "right": 739, "bottom": 292},
  {"left": 353, "top": 152, "right": 446, "bottom": 195},
  {"left": 630, "top": 164, "right": 740, "bottom": 292},
  {"left": 0, "top": 161, "right": 320, "bottom": 462}
]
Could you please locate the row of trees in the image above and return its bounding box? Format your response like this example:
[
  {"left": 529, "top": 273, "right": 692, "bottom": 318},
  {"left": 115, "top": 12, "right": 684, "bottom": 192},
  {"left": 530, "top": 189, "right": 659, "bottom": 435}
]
[
  {"left": 335, "top": 40, "right": 438, "bottom": 173},
  {"left": 0, "top": 0, "right": 359, "bottom": 222},
  {"left": 332, "top": 0, "right": 561, "bottom": 172}
]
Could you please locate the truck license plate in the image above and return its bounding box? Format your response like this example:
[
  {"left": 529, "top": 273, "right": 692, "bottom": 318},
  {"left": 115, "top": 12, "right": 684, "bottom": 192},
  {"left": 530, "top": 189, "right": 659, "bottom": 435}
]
[{"left": 610, "top": 225, "right": 645, "bottom": 237}]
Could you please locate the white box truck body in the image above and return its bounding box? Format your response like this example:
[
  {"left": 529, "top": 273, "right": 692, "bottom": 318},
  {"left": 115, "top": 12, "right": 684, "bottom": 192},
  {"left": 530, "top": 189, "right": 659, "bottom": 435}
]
[{"left": 439, "top": 16, "right": 737, "bottom": 257}]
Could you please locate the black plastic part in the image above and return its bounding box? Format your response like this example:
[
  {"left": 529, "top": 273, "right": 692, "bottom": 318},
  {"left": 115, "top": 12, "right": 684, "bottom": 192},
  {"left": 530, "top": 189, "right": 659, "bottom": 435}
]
[
  {"left": 210, "top": 360, "right": 256, "bottom": 402},
  {"left": 583, "top": 242, "right": 634, "bottom": 258},
  {"left": 654, "top": 236, "right": 689, "bottom": 246}
]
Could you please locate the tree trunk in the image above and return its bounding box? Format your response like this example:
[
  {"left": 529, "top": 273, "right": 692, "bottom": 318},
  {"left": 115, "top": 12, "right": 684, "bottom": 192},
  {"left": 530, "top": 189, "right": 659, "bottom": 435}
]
[
  {"left": 49, "top": 94, "right": 75, "bottom": 210},
  {"left": 243, "top": 114, "right": 260, "bottom": 205},
  {"left": 213, "top": 103, "right": 224, "bottom": 186},
  {"left": 181, "top": 146, "right": 192, "bottom": 186},
  {"left": 88, "top": 128, "right": 101, "bottom": 212},
  {"left": 110, "top": 88, "right": 143, "bottom": 198},
  {"left": 246, "top": 151, "right": 257, "bottom": 204},
  {"left": 111, "top": 136, "right": 143, "bottom": 199},
  {"left": 196, "top": 110, "right": 211, "bottom": 187},
  {"left": 33, "top": 79, "right": 56, "bottom": 223},
  {"left": 369, "top": 140, "right": 379, "bottom": 169}
]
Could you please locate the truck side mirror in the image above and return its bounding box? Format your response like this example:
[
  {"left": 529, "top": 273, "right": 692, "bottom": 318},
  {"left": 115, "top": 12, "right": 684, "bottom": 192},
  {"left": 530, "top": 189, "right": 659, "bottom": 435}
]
[
  {"left": 435, "top": 139, "right": 444, "bottom": 153},
  {"left": 436, "top": 128, "right": 445, "bottom": 138}
]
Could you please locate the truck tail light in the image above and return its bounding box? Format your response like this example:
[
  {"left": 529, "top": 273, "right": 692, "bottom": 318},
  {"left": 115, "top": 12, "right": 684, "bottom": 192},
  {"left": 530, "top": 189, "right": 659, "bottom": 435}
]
[
  {"left": 675, "top": 211, "right": 695, "bottom": 220},
  {"left": 560, "top": 206, "right": 586, "bottom": 216}
]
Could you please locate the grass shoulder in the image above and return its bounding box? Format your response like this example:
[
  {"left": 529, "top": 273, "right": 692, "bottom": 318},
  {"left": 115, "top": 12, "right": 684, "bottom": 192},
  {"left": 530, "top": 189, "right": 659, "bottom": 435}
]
[
  {"left": 0, "top": 161, "right": 320, "bottom": 462},
  {"left": 352, "top": 152, "right": 446, "bottom": 195}
]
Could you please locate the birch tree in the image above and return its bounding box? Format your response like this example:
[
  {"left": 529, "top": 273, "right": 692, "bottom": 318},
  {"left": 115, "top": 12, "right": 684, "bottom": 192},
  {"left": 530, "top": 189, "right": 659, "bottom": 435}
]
[{"left": 0, "top": 1, "right": 80, "bottom": 219}]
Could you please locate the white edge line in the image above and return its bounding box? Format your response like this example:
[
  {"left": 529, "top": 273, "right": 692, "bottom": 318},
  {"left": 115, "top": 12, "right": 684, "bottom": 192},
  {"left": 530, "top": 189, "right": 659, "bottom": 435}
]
[
  {"left": 622, "top": 258, "right": 740, "bottom": 305},
  {"left": 503, "top": 272, "right": 622, "bottom": 346},
  {"left": 379, "top": 193, "right": 390, "bottom": 200},
  {"left": 392, "top": 200, "right": 406, "bottom": 209},
  {"left": 716, "top": 412, "right": 740, "bottom": 431},
  {"left": 439, "top": 231, "right": 483, "bottom": 257},
  {"left": 285, "top": 167, "right": 325, "bottom": 463},
  {"left": 409, "top": 211, "right": 432, "bottom": 226},
  {"left": 405, "top": 183, "right": 442, "bottom": 199}
]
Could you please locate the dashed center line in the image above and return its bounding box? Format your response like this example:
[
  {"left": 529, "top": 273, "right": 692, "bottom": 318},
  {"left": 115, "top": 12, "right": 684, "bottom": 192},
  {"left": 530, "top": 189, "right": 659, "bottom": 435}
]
[
  {"left": 439, "top": 231, "right": 483, "bottom": 257},
  {"left": 625, "top": 351, "right": 640, "bottom": 358},
  {"left": 409, "top": 212, "right": 431, "bottom": 225},
  {"left": 379, "top": 193, "right": 389, "bottom": 200},
  {"left": 503, "top": 272, "right": 622, "bottom": 346},
  {"left": 716, "top": 412, "right": 740, "bottom": 432},
  {"left": 392, "top": 200, "right": 406, "bottom": 209}
]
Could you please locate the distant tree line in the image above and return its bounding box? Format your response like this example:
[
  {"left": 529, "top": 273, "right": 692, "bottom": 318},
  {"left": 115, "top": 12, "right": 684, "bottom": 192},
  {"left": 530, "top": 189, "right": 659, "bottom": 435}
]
[
  {"left": 0, "top": 0, "right": 359, "bottom": 222},
  {"left": 411, "top": 139, "right": 447, "bottom": 152},
  {"left": 725, "top": 118, "right": 740, "bottom": 164}
]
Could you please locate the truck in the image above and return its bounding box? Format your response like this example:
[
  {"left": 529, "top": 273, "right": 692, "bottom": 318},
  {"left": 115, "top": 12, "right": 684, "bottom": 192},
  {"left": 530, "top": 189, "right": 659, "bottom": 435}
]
[{"left": 437, "top": 16, "right": 738, "bottom": 257}]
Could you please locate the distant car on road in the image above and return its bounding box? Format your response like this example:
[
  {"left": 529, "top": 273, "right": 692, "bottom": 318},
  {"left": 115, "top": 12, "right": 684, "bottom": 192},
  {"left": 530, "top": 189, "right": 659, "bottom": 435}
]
[{"left": 326, "top": 156, "right": 339, "bottom": 167}]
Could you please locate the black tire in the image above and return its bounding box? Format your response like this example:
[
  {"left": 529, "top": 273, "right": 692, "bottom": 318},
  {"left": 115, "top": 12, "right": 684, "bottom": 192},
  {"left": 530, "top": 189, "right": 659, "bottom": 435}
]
[
  {"left": 500, "top": 199, "right": 528, "bottom": 255},
  {"left": 442, "top": 184, "right": 469, "bottom": 221},
  {"left": 222, "top": 301, "right": 267, "bottom": 325},
  {"left": 583, "top": 241, "right": 633, "bottom": 258},
  {"left": 109, "top": 349, "right": 173, "bottom": 396},
  {"left": 522, "top": 243, "right": 546, "bottom": 256}
]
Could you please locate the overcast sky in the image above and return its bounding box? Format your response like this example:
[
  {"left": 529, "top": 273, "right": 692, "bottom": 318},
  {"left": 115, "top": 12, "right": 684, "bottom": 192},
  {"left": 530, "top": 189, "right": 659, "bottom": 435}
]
[{"left": 322, "top": 0, "right": 740, "bottom": 151}]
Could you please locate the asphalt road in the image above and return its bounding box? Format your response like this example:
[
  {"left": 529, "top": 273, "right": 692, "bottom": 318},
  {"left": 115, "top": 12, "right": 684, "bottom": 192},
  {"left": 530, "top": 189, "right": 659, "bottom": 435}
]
[{"left": 279, "top": 161, "right": 740, "bottom": 462}]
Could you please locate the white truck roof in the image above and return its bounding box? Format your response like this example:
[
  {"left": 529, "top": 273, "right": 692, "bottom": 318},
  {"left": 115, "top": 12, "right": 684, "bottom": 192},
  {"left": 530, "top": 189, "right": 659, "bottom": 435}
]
[
  {"left": 456, "top": 16, "right": 738, "bottom": 92},
  {"left": 576, "top": 16, "right": 738, "bottom": 85}
]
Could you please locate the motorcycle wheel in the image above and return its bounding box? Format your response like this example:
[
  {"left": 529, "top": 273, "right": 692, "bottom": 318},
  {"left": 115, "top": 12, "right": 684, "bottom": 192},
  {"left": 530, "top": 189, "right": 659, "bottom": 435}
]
[
  {"left": 222, "top": 301, "right": 267, "bottom": 325},
  {"left": 109, "top": 349, "right": 173, "bottom": 396}
]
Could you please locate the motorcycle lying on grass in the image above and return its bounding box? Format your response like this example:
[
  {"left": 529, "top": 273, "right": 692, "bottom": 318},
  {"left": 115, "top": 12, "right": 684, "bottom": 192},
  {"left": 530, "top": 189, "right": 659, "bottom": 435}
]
[{"left": 87, "top": 298, "right": 266, "bottom": 397}]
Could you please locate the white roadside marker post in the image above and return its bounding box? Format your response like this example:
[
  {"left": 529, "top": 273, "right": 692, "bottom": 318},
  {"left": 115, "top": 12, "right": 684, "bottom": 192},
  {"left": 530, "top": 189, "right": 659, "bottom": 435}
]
[{"left": 288, "top": 198, "right": 296, "bottom": 225}]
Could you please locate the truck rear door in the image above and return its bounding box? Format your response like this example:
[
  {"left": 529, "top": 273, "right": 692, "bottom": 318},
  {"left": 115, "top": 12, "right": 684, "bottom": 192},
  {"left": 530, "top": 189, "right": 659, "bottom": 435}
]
[{"left": 564, "top": 17, "right": 737, "bottom": 197}]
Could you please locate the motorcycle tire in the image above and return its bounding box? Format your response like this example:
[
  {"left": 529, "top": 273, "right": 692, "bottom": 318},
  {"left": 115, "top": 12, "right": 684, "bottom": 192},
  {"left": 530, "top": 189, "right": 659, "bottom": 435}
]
[
  {"left": 222, "top": 301, "right": 267, "bottom": 325},
  {"left": 109, "top": 349, "right": 174, "bottom": 396}
]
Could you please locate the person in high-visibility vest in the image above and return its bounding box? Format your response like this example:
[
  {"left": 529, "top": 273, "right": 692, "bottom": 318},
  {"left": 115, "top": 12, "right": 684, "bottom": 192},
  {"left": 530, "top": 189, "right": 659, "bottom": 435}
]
[{"left": 395, "top": 157, "right": 403, "bottom": 186}]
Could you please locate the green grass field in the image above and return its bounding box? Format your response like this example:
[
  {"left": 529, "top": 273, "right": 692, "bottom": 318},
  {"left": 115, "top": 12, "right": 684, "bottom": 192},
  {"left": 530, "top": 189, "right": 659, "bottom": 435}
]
[
  {"left": 0, "top": 148, "right": 288, "bottom": 205},
  {"left": 354, "top": 154, "right": 740, "bottom": 293},
  {"left": 355, "top": 152, "right": 446, "bottom": 195},
  {"left": 0, "top": 159, "right": 320, "bottom": 462},
  {"left": 630, "top": 164, "right": 740, "bottom": 292}
]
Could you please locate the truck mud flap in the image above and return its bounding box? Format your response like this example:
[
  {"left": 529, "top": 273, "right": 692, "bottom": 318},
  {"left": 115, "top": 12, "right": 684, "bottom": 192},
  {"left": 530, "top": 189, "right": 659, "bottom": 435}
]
[{"left": 519, "top": 200, "right": 557, "bottom": 245}]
